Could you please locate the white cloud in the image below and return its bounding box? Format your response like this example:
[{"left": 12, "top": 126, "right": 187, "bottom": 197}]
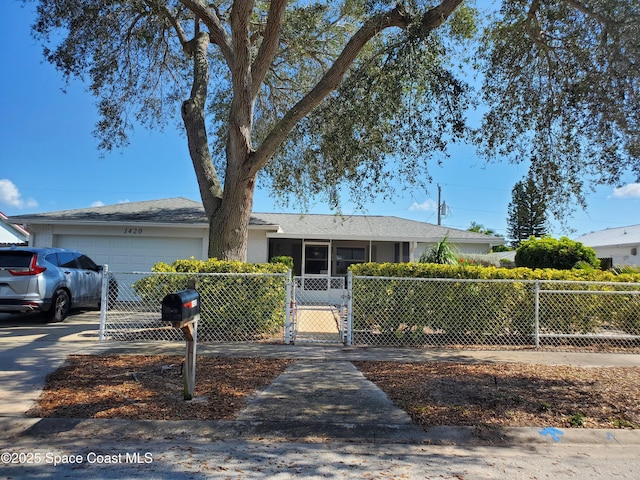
[
  {"left": 0, "top": 179, "right": 38, "bottom": 209},
  {"left": 91, "top": 201, "right": 105, "bottom": 207},
  {"left": 408, "top": 199, "right": 438, "bottom": 212},
  {"left": 612, "top": 183, "right": 640, "bottom": 199}
]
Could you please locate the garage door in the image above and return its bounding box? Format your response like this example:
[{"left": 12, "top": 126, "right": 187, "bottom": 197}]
[{"left": 56, "top": 235, "right": 203, "bottom": 272}]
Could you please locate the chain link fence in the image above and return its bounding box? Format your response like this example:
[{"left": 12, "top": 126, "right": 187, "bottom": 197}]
[
  {"left": 100, "top": 270, "right": 640, "bottom": 352},
  {"left": 350, "top": 276, "right": 640, "bottom": 352},
  {"left": 536, "top": 280, "right": 640, "bottom": 350},
  {"left": 100, "top": 270, "right": 288, "bottom": 343}
]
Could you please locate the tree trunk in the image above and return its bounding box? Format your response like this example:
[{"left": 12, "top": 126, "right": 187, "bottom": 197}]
[
  {"left": 181, "top": 28, "right": 256, "bottom": 261},
  {"left": 209, "top": 169, "right": 256, "bottom": 261}
]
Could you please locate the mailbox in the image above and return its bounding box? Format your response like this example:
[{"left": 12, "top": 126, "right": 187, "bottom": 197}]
[
  {"left": 161, "top": 289, "right": 200, "bottom": 400},
  {"left": 162, "top": 289, "right": 200, "bottom": 325}
]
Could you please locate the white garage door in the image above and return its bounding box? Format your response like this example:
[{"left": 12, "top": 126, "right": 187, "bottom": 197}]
[{"left": 56, "top": 235, "right": 203, "bottom": 272}]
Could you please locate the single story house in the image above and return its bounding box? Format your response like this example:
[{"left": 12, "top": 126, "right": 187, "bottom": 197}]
[
  {"left": 0, "top": 212, "right": 29, "bottom": 246},
  {"left": 576, "top": 225, "right": 640, "bottom": 268},
  {"left": 9, "top": 197, "right": 505, "bottom": 275}
]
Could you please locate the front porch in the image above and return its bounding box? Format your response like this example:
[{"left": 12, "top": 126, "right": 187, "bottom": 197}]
[{"left": 268, "top": 238, "right": 412, "bottom": 278}]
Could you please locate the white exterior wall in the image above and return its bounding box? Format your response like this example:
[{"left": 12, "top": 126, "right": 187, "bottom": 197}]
[
  {"left": 246, "top": 229, "right": 269, "bottom": 263},
  {"left": 416, "top": 241, "right": 491, "bottom": 257},
  {"left": 26, "top": 224, "right": 54, "bottom": 248},
  {"left": 592, "top": 245, "right": 640, "bottom": 267}
]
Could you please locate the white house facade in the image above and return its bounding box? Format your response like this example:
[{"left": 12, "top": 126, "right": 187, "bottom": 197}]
[
  {"left": 0, "top": 212, "right": 29, "bottom": 246},
  {"left": 576, "top": 225, "right": 640, "bottom": 267},
  {"left": 10, "top": 197, "right": 505, "bottom": 275}
]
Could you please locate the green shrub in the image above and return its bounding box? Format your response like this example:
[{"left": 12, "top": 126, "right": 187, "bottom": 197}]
[
  {"left": 269, "top": 255, "right": 294, "bottom": 271},
  {"left": 515, "top": 236, "right": 600, "bottom": 270},
  {"left": 133, "top": 258, "right": 289, "bottom": 340},
  {"left": 349, "top": 262, "right": 640, "bottom": 341}
]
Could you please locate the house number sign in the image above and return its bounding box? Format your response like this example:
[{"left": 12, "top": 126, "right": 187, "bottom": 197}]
[{"left": 124, "top": 228, "right": 143, "bottom": 234}]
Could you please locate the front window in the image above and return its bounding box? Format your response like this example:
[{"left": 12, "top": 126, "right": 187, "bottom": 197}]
[{"left": 336, "top": 247, "right": 366, "bottom": 275}]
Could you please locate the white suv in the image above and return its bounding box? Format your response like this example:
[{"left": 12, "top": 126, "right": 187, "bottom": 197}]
[{"left": 0, "top": 247, "right": 117, "bottom": 322}]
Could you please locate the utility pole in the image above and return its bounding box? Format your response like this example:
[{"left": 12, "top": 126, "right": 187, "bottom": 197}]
[{"left": 437, "top": 184, "right": 441, "bottom": 226}]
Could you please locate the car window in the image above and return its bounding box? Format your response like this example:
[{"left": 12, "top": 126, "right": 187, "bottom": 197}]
[
  {"left": 44, "top": 253, "right": 59, "bottom": 266},
  {"left": 0, "top": 251, "right": 34, "bottom": 268},
  {"left": 77, "top": 255, "right": 99, "bottom": 271},
  {"left": 57, "top": 252, "right": 79, "bottom": 269}
]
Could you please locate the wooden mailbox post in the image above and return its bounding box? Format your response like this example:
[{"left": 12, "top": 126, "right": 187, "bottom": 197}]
[{"left": 161, "top": 285, "right": 200, "bottom": 400}]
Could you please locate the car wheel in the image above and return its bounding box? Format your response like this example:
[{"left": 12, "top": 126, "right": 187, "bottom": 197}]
[{"left": 47, "top": 289, "right": 70, "bottom": 323}]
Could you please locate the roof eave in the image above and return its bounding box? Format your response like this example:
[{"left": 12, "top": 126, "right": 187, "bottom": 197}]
[
  {"left": 12, "top": 219, "right": 208, "bottom": 229},
  {"left": 266, "top": 232, "right": 504, "bottom": 244}
]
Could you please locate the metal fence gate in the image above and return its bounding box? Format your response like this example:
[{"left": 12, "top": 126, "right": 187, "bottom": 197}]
[{"left": 286, "top": 276, "right": 350, "bottom": 345}]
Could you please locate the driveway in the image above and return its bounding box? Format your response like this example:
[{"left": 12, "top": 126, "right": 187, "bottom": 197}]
[{"left": 0, "top": 310, "right": 105, "bottom": 416}]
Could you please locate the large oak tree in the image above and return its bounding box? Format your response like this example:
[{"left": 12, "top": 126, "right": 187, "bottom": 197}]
[{"left": 27, "top": 0, "right": 639, "bottom": 260}]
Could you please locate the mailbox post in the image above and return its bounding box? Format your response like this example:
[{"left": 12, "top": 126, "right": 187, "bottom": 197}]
[{"left": 161, "top": 288, "right": 200, "bottom": 400}]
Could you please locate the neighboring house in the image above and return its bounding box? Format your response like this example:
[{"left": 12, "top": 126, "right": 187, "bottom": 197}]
[
  {"left": 576, "top": 225, "right": 640, "bottom": 268},
  {"left": 9, "top": 197, "right": 505, "bottom": 275},
  {"left": 0, "top": 212, "right": 29, "bottom": 246}
]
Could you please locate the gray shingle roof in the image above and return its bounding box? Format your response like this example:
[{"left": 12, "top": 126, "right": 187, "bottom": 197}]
[
  {"left": 251, "top": 212, "right": 500, "bottom": 243},
  {"left": 10, "top": 197, "right": 503, "bottom": 244},
  {"left": 10, "top": 198, "right": 209, "bottom": 224}
]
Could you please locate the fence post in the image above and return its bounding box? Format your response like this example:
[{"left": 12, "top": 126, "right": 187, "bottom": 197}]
[
  {"left": 284, "top": 270, "right": 292, "bottom": 344},
  {"left": 346, "top": 271, "right": 353, "bottom": 346},
  {"left": 99, "top": 264, "right": 109, "bottom": 342},
  {"left": 534, "top": 280, "right": 540, "bottom": 349}
]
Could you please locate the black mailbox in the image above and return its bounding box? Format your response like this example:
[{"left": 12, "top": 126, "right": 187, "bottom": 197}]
[{"left": 162, "top": 289, "right": 200, "bottom": 324}]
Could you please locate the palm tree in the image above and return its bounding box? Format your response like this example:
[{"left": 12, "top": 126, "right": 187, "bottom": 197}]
[
  {"left": 419, "top": 235, "right": 459, "bottom": 265},
  {"left": 468, "top": 222, "right": 497, "bottom": 236}
]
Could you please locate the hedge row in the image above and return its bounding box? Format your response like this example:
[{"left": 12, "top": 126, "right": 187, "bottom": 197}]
[
  {"left": 349, "top": 263, "right": 640, "bottom": 341},
  {"left": 133, "top": 259, "right": 289, "bottom": 340},
  {"left": 349, "top": 262, "right": 640, "bottom": 283}
]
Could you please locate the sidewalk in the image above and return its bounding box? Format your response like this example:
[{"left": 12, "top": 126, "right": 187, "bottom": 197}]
[{"left": 2, "top": 341, "right": 640, "bottom": 447}]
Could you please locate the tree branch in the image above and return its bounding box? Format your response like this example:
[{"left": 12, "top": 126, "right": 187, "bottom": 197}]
[
  {"left": 230, "top": 0, "right": 254, "bottom": 85},
  {"left": 226, "top": 0, "right": 256, "bottom": 163},
  {"left": 181, "top": 30, "right": 223, "bottom": 216},
  {"left": 148, "top": 1, "right": 190, "bottom": 48},
  {"left": 561, "top": 0, "right": 617, "bottom": 26},
  {"left": 250, "top": 0, "right": 464, "bottom": 176},
  {"left": 179, "top": 0, "right": 233, "bottom": 63},
  {"left": 251, "top": 0, "right": 288, "bottom": 97}
]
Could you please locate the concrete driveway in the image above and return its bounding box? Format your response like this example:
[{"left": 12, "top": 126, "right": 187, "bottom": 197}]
[{"left": 0, "top": 310, "right": 106, "bottom": 416}]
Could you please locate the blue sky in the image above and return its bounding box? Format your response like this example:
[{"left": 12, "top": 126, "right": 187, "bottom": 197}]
[{"left": 1, "top": 2, "right": 638, "bottom": 239}]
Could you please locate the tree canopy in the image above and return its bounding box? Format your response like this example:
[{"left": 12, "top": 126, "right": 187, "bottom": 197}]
[{"left": 25, "top": 0, "right": 640, "bottom": 260}]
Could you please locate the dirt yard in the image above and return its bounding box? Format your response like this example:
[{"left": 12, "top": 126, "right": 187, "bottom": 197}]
[{"left": 28, "top": 354, "right": 640, "bottom": 430}]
